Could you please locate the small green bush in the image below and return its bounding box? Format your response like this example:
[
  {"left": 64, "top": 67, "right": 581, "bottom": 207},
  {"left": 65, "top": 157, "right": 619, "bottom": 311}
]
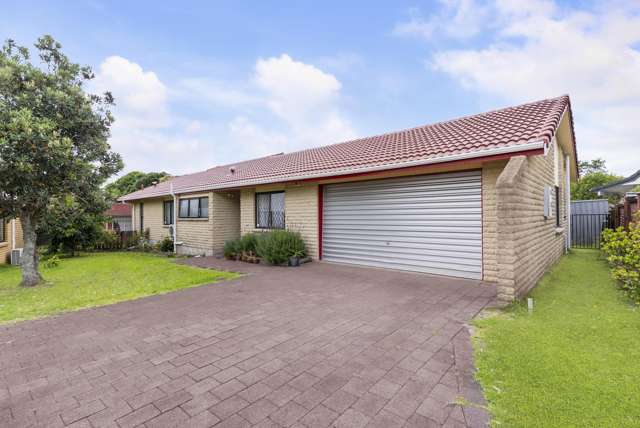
[
  {"left": 43, "top": 254, "right": 61, "bottom": 268},
  {"left": 157, "top": 236, "right": 174, "bottom": 252},
  {"left": 93, "top": 229, "right": 122, "bottom": 250},
  {"left": 602, "top": 213, "right": 640, "bottom": 304},
  {"left": 255, "top": 230, "right": 306, "bottom": 265},
  {"left": 239, "top": 233, "right": 259, "bottom": 255},
  {"left": 224, "top": 239, "right": 240, "bottom": 259}
]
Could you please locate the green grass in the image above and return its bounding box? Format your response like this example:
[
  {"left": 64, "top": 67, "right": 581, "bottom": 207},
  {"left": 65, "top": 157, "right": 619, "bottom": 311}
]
[
  {"left": 473, "top": 249, "right": 640, "bottom": 427},
  {"left": 0, "top": 252, "right": 239, "bottom": 324}
]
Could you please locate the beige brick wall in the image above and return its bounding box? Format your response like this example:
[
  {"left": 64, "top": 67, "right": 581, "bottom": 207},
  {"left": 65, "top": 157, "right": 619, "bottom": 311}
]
[
  {"left": 211, "top": 191, "right": 241, "bottom": 255},
  {"left": 132, "top": 199, "right": 171, "bottom": 242},
  {"left": 285, "top": 184, "right": 319, "bottom": 260},
  {"left": 482, "top": 162, "right": 505, "bottom": 283},
  {"left": 0, "top": 219, "right": 23, "bottom": 264},
  {"left": 495, "top": 140, "right": 568, "bottom": 301},
  {"left": 240, "top": 183, "right": 319, "bottom": 259},
  {"left": 176, "top": 192, "right": 213, "bottom": 256}
]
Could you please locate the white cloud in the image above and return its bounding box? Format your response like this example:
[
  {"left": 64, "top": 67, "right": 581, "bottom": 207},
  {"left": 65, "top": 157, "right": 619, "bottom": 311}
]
[
  {"left": 250, "top": 54, "right": 356, "bottom": 150},
  {"left": 396, "top": 1, "right": 640, "bottom": 175},
  {"left": 91, "top": 56, "right": 169, "bottom": 128},
  {"left": 93, "top": 54, "right": 356, "bottom": 176},
  {"left": 92, "top": 56, "right": 215, "bottom": 175},
  {"left": 393, "top": 1, "right": 489, "bottom": 41}
]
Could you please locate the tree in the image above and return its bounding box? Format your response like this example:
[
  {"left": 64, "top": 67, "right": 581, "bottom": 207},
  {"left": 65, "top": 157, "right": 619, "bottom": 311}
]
[
  {"left": 571, "top": 158, "right": 622, "bottom": 204},
  {"left": 105, "top": 171, "right": 170, "bottom": 199},
  {"left": 39, "top": 191, "right": 110, "bottom": 256},
  {"left": 0, "top": 36, "right": 122, "bottom": 286}
]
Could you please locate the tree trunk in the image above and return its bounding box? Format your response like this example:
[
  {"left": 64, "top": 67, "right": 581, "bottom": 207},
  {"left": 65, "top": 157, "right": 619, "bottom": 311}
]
[{"left": 20, "top": 213, "right": 43, "bottom": 287}]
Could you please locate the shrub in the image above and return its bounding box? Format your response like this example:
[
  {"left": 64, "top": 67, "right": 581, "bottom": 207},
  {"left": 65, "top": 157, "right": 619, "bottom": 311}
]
[
  {"left": 157, "top": 236, "right": 174, "bottom": 253},
  {"left": 43, "top": 254, "right": 61, "bottom": 269},
  {"left": 93, "top": 229, "right": 122, "bottom": 250},
  {"left": 239, "top": 233, "right": 259, "bottom": 256},
  {"left": 224, "top": 239, "right": 240, "bottom": 259},
  {"left": 602, "top": 213, "right": 640, "bottom": 304},
  {"left": 255, "top": 230, "right": 307, "bottom": 265}
]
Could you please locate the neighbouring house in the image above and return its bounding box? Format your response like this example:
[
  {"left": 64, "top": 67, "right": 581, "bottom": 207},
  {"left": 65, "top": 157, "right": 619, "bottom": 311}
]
[
  {"left": 120, "top": 95, "right": 578, "bottom": 302},
  {"left": 105, "top": 203, "right": 133, "bottom": 232},
  {"left": 0, "top": 218, "right": 23, "bottom": 265},
  {"left": 592, "top": 169, "right": 640, "bottom": 227}
]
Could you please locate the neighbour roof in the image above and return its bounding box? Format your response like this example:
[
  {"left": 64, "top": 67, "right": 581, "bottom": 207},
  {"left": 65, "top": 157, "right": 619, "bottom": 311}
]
[
  {"left": 121, "top": 95, "right": 575, "bottom": 201},
  {"left": 105, "top": 203, "right": 132, "bottom": 217},
  {"left": 592, "top": 169, "right": 640, "bottom": 195}
]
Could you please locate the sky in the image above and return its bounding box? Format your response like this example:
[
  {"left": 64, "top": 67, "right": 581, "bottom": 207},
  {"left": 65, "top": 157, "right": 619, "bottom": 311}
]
[{"left": 2, "top": 0, "right": 639, "bottom": 177}]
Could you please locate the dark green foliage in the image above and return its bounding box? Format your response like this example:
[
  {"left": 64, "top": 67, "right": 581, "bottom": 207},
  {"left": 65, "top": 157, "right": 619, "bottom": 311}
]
[
  {"left": 157, "top": 236, "right": 174, "bottom": 253},
  {"left": 40, "top": 192, "right": 110, "bottom": 256},
  {"left": 223, "top": 239, "right": 240, "bottom": 259},
  {"left": 239, "top": 233, "right": 259, "bottom": 255},
  {"left": 105, "top": 171, "right": 170, "bottom": 199},
  {"left": 0, "top": 35, "right": 123, "bottom": 286},
  {"left": 571, "top": 158, "right": 623, "bottom": 204},
  {"left": 255, "top": 230, "right": 306, "bottom": 265}
]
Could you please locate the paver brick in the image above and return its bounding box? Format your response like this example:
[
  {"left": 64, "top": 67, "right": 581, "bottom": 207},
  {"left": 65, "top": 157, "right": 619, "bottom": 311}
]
[{"left": 0, "top": 259, "right": 494, "bottom": 428}]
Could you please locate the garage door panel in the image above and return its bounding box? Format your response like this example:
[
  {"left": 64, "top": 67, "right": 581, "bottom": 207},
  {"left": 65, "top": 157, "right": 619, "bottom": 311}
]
[
  {"left": 324, "top": 252, "right": 482, "bottom": 277},
  {"left": 322, "top": 170, "right": 482, "bottom": 279},
  {"left": 322, "top": 232, "right": 481, "bottom": 246},
  {"left": 323, "top": 243, "right": 481, "bottom": 261},
  {"left": 325, "top": 187, "right": 480, "bottom": 202},
  {"left": 323, "top": 237, "right": 481, "bottom": 253}
]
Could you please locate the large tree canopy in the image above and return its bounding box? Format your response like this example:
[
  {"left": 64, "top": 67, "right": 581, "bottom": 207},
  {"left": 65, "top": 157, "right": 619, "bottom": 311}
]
[
  {"left": 571, "top": 158, "right": 623, "bottom": 204},
  {"left": 0, "top": 36, "right": 122, "bottom": 286},
  {"left": 105, "top": 171, "right": 170, "bottom": 199}
]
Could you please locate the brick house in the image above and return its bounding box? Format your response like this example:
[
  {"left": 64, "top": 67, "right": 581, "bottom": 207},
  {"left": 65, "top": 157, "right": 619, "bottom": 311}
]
[
  {"left": 120, "top": 95, "right": 578, "bottom": 301},
  {"left": 0, "top": 218, "right": 23, "bottom": 265}
]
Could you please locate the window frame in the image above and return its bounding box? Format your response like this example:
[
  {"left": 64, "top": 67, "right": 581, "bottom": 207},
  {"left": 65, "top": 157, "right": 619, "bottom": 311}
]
[
  {"left": 163, "top": 200, "right": 174, "bottom": 225},
  {"left": 255, "top": 191, "right": 285, "bottom": 229},
  {"left": 555, "top": 185, "right": 561, "bottom": 227},
  {"left": 178, "top": 197, "right": 209, "bottom": 219},
  {"left": 0, "top": 219, "right": 5, "bottom": 243}
]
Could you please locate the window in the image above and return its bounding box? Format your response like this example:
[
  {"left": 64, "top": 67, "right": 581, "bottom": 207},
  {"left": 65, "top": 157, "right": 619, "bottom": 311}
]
[
  {"left": 179, "top": 197, "right": 209, "bottom": 219},
  {"left": 0, "top": 219, "right": 5, "bottom": 243},
  {"left": 555, "top": 185, "right": 561, "bottom": 227},
  {"left": 255, "top": 191, "right": 285, "bottom": 229},
  {"left": 163, "top": 200, "right": 174, "bottom": 225},
  {"left": 139, "top": 203, "right": 144, "bottom": 232}
]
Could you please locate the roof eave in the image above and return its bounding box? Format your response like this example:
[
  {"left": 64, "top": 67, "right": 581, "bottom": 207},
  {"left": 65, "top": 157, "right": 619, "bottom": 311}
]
[{"left": 170, "top": 140, "right": 545, "bottom": 195}]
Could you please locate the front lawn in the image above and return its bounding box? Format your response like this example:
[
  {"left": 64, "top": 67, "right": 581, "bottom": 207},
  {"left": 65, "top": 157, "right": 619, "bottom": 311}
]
[
  {"left": 474, "top": 249, "right": 640, "bottom": 427},
  {"left": 0, "top": 252, "right": 239, "bottom": 324}
]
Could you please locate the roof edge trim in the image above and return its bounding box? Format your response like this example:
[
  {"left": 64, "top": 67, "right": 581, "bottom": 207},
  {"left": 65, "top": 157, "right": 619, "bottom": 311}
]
[{"left": 153, "top": 140, "right": 545, "bottom": 197}]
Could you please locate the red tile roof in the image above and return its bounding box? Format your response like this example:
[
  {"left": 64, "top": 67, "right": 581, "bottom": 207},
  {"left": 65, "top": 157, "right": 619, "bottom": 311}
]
[
  {"left": 105, "top": 203, "right": 132, "bottom": 217},
  {"left": 121, "top": 95, "right": 575, "bottom": 201}
]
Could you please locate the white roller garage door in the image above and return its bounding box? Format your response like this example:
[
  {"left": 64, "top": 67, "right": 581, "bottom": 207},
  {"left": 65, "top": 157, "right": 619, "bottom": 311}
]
[{"left": 322, "top": 170, "right": 482, "bottom": 279}]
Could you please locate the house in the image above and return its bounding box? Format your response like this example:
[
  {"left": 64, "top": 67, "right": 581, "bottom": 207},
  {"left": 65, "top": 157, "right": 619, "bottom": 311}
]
[
  {"left": 592, "top": 169, "right": 640, "bottom": 227},
  {"left": 0, "top": 218, "right": 23, "bottom": 265},
  {"left": 120, "top": 95, "right": 578, "bottom": 302},
  {"left": 105, "top": 203, "right": 133, "bottom": 232}
]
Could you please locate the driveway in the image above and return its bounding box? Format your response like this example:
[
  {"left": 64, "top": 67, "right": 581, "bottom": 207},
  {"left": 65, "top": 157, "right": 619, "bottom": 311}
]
[{"left": 0, "top": 259, "right": 496, "bottom": 428}]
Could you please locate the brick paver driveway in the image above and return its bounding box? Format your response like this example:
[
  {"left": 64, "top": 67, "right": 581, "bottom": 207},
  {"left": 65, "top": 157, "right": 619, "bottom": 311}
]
[{"left": 1, "top": 259, "right": 496, "bottom": 428}]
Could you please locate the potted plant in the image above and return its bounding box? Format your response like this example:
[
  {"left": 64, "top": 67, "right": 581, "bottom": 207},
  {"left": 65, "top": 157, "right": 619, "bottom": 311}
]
[{"left": 289, "top": 250, "right": 305, "bottom": 267}]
